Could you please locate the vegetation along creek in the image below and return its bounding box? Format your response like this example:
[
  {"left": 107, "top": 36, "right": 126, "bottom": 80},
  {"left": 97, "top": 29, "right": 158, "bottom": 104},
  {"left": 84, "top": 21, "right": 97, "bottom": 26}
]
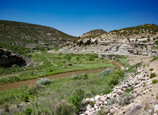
[{"left": 0, "top": 20, "right": 158, "bottom": 115}]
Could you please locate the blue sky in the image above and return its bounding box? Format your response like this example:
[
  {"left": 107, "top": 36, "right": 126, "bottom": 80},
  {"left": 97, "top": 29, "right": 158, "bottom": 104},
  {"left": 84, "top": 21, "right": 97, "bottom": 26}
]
[{"left": 0, "top": 0, "right": 158, "bottom": 36}]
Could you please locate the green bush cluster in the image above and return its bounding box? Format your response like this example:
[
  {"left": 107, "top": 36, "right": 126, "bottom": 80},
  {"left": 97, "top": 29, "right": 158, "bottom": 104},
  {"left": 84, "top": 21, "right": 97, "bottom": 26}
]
[
  {"left": 36, "top": 78, "right": 54, "bottom": 86},
  {"left": 150, "top": 73, "right": 157, "bottom": 78},
  {"left": 108, "top": 98, "right": 117, "bottom": 105},
  {"left": 108, "top": 70, "right": 125, "bottom": 86},
  {"left": 69, "top": 89, "right": 85, "bottom": 113},
  {"left": 152, "top": 79, "right": 158, "bottom": 84},
  {"left": 25, "top": 108, "right": 32, "bottom": 115},
  {"left": 71, "top": 73, "right": 88, "bottom": 80},
  {"left": 102, "top": 68, "right": 110, "bottom": 75},
  {"left": 150, "top": 68, "right": 154, "bottom": 71},
  {"left": 79, "top": 73, "right": 88, "bottom": 79},
  {"left": 151, "top": 56, "right": 158, "bottom": 61},
  {"left": 23, "top": 95, "right": 29, "bottom": 102},
  {"left": 0, "top": 42, "right": 31, "bottom": 55},
  {"left": 97, "top": 107, "right": 106, "bottom": 115},
  {"left": 125, "top": 86, "right": 134, "bottom": 93},
  {"left": 118, "top": 93, "right": 134, "bottom": 106},
  {"left": 36, "top": 46, "right": 46, "bottom": 51},
  {"left": 3, "top": 102, "right": 9, "bottom": 112},
  {"left": 54, "top": 101, "right": 75, "bottom": 115},
  {"left": 71, "top": 73, "right": 78, "bottom": 80}
]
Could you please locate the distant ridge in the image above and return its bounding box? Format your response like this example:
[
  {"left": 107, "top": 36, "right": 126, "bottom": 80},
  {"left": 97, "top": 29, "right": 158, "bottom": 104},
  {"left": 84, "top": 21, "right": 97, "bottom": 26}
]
[
  {"left": 0, "top": 20, "right": 78, "bottom": 49},
  {"left": 81, "top": 29, "right": 107, "bottom": 38}
]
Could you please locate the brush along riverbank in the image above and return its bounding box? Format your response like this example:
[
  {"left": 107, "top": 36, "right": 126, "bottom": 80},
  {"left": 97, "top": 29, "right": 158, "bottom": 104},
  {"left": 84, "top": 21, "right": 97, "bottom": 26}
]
[
  {"left": 0, "top": 67, "right": 126, "bottom": 115},
  {"left": 0, "top": 52, "right": 116, "bottom": 85}
]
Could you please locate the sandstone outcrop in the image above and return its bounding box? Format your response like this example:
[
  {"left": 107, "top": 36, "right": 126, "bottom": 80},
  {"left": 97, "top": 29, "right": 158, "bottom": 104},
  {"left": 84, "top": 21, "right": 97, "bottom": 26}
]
[{"left": 59, "top": 37, "right": 158, "bottom": 57}]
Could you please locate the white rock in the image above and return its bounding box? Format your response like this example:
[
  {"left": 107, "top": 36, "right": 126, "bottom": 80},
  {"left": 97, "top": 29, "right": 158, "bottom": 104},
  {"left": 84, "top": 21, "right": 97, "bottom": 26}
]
[
  {"left": 110, "top": 109, "right": 115, "bottom": 114},
  {"left": 123, "top": 84, "right": 128, "bottom": 88},
  {"left": 90, "top": 98, "right": 94, "bottom": 102},
  {"left": 117, "top": 89, "right": 124, "bottom": 95},
  {"left": 86, "top": 104, "right": 92, "bottom": 110},
  {"left": 104, "top": 101, "right": 108, "bottom": 105},
  {"left": 100, "top": 96, "right": 107, "bottom": 101},
  {"left": 95, "top": 95, "right": 100, "bottom": 100},
  {"left": 154, "top": 104, "right": 158, "bottom": 113},
  {"left": 107, "top": 94, "right": 111, "bottom": 99},
  {"left": 94, "top": 104, "right": 99, "bottom": 109}
]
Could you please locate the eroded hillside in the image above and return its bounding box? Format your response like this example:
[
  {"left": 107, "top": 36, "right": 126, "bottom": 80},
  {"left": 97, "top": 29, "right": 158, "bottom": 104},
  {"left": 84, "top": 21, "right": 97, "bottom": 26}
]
[{"left": 59, "top": 24, "right": 158, "bottom": 57}]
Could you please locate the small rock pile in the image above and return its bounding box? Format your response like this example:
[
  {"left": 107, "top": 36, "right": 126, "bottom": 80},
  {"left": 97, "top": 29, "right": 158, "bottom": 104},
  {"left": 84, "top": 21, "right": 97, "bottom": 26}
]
[{"left": 80, "top": 67, "right": 156, "bottom": 115}]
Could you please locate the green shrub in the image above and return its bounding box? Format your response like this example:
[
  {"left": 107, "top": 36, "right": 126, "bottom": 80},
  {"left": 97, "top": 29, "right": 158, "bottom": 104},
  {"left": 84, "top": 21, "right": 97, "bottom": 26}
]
[
  {"left": 151, "top": 56, "right": 158, "bottom": 61},
  {"left": 79, "top": 73, "right": 88, "bottom": 79},
  {"left": 54, "top": 101, "right": 75, "bottom": 115},
  {"left": 118, "top": 93, "right": 134, "bottom": 106},
  {"left": 36, "top": 78, "right": 54, "bottom": 85},
  {"left": 152, "top": 79, "right": 158, "bottom": 84},
  {"left": 102, "top": 68, "right": 110, "bottom": 75},
  {"left": 88, "top": 55, "right": 95, "bottom": 61},
  {"left": 69, "top": 89, "right": 85, "bottom": 113},
  {"left": 119, "top": 59, "right": 129, "bottom": 67},
  {"left": 71, "top": 73, "right": 78, "bottom": 80},
  {"left": 150, "top": 68, "right": 154, "bottom": 71},
  {"left": 36, "top": 46, "right": 46, "bottom": 51},
  {"left": 125, "top": 86, "right": 134, "bottom": 93},
  {"left": 108, "top": 98, "right": 117, "bottom": 105},
  {"left": 26, "top": 108, "right": 32, "bottom": 115},
  {"left": 108, "top": 74, "right": 119, "bottom": 85},
  {"left": 28, "top": 85, "right": 43, "bottom": 95},
  {"left": 97, "top": 107, "right": 106, "bottom": 115},
  {"left": 150, "top": 73, "right": 157, "bottom": 78},
  {"left": 23, "top": 95, "right": 29, "bottom": 102},
  {"left": 3, "top": 103, "right": 9, "bottom": 112},
  {"left": 76, "top": 56, "right": 80, "bottom": 61},
  {"left": 89, "top": 101, "right": 95, "bottom": 107}
]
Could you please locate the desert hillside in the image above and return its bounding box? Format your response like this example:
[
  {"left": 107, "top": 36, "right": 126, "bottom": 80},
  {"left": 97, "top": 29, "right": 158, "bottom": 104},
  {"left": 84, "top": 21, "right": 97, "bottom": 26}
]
[
  {"left": 0, "top": 20, "right": 78, "bottom": 50},
  {"left": 81, "top": 29, "right": 107, "bottom": 38}
]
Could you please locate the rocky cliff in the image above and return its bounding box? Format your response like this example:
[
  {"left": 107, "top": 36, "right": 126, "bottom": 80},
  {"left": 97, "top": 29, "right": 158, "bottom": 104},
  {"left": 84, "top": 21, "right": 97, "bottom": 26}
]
[{"left": 0, "top": 48, "right": 26, "bottom": 67}]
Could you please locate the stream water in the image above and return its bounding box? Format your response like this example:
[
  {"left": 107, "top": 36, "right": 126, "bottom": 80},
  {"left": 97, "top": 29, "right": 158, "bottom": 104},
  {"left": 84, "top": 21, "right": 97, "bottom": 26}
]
[{"left": 0, "top": 61, "right": 123, "bottom": 91}]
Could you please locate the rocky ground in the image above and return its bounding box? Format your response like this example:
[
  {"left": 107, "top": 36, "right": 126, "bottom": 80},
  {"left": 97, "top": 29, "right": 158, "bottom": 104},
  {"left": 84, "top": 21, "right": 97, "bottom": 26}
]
[{"left": 79, "top": 57, "right": 158, "bottom": 115}]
